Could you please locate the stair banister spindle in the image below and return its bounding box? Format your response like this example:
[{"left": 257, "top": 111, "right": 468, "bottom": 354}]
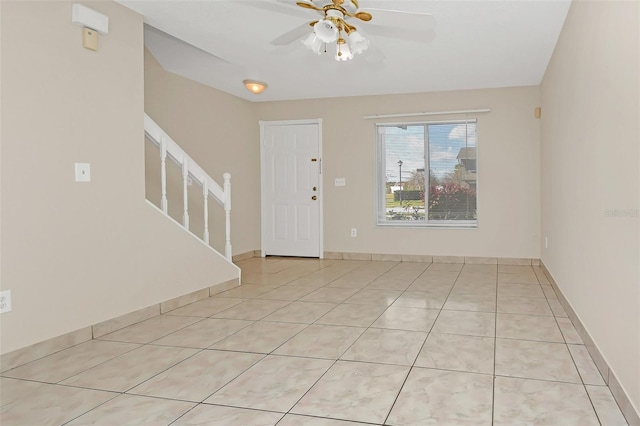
[
  {"left": 160, "top": 136, "right": 168, "bottom": 214},
  {"left": 203, "top": 179, "right": 210, "bottom": 245},
  {"left": 182, "top": 158, "right": 190, "bottom": 229},
  {"left": 223, "top": 172, "right": 232, "bottom": 261}
]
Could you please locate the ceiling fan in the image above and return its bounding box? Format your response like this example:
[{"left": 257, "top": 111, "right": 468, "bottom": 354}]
[{"left": 265, "top": 0, "right": 436, "bottom": 62}]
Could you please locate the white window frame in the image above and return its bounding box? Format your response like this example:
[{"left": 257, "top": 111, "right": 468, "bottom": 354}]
[{"left": 375, "top": 119, "right": 478, "bottom": 228}]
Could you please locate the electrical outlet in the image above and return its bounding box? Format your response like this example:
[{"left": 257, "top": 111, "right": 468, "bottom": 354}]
[
  {"left": 0, "top": 290, "right": 12, "bottom": 314},
  {"left": 75, "top": 163, "right": 91, "bottom": 182},
  {"left": 351, "top": 228, "right": 357, "bottom": 237}
]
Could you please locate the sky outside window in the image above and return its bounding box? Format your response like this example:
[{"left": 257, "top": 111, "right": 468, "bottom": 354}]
[{"left": 383, "top": 122, "right": 476, "bottom": 182}]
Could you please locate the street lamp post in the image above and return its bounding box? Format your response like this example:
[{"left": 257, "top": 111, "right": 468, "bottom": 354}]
[{"left": 397, "top": 160, "right": 403, "bottom": 204}]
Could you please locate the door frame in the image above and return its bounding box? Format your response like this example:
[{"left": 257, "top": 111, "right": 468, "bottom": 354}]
[{"left": 259, "top": 118, "right": 324, "bottom": 258}]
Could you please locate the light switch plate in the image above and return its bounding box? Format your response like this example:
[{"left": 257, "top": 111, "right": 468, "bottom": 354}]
[
  {"left": 0, "top": 290, "right": 12, "bottom": 314},
  {"left": 335, "top": 178, "right": 346, "bottom": 186},
  {"left": 75, "top": 163, "right": 91, "bottom": 182}
]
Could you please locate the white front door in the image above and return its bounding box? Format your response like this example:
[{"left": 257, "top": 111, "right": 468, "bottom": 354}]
[{"left": 260, "top": 120, "right": 322, "bottom": 258}]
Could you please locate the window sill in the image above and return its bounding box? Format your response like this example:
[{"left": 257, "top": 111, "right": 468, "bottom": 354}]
[{"left": 376, "top": 221, "right": 478, "bottom": 229}]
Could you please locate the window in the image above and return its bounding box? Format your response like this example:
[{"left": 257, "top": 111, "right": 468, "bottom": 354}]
[{"left": 376, "top": 120, "right": 477, "bottom": 227}]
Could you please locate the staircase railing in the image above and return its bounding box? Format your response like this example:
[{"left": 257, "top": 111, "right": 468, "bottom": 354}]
[{"left": 144, "top": 114, "right": 232, "bottom": 260}]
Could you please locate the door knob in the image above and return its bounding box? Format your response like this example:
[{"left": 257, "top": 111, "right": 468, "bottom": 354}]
[
  {"left": 312, "top": 186, "right": 317, "bottom": 191},
  {"left": 311, "top": 195, "right": 317, "bottom": 200}
]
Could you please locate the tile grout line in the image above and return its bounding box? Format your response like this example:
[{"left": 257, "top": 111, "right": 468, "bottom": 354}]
[
  {"left": 284, "top": 260, "right": 412, "bottom": 425},
  {"left": 384, "top": 262, "right": 467, "bottom": 424},
  {"left": 274, "top": 263, "right": 395, "bottom": 424},
  {"left": 165, "top": 403, "right": 215, "bottom": 426},
  {"left": 566, "top": 348, "right": 611, "bottom": 425},
  {"left": 59, "top": 389, "right": 121, "bottom": 426},
  {"left": 0, "top": 340, "right": 144, "bottom": 385},
  {"left": 534, "top": 268, "right": 604, "bottom": 423},
  {"left": 210, "top": 266, "right": 370, "bottom": 422}
]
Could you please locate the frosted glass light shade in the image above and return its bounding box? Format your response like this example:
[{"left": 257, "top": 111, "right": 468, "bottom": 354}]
[
  {"left": 335, "top": 40, "right": 353, "bottom": 61},
  {"left": 243, "top": 80, "right": 267, "bottom": 94},
  {"left": 314, "top": 19, "right": 338, "bottom": 43},
  {"left": 303, "top": 33, "right": 323, "bottom": 54},
  {"left": 348, "top": 30, "right": 369, "bottom": 55}
]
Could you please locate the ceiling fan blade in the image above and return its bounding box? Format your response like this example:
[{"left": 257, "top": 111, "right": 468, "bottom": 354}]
[
  {"left": 270, "top": 22, "right": 314, "bottom": 46},
  {"left": 351, "top": 26, "right": 386, "bottom": 66},
  {"left": 297, "top": 1, "right": 323, "bottom": 11},
  {"left": 362, "top": 44, "right": 386, "bottom": 67},
  {"left": 364, "top": 23, "right": 436, "bottom": 43},
  {"left": 365, "top": 8, "right": 433, "bottom": 17},
  {"left": 367, "top": 8, "right": 435, "bottom": 28},
  {"left": 241, "top": 0, "right": 313, "bottom": 19}
]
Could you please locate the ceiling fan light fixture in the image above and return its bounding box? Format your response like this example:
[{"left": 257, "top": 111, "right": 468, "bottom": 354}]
[
  {"left": 302, "top": 32, "right": 323, "bottom": 54},
  {"left": 314, "top": 19, "right": 338, "bottom": 43},
  {"left": 243, "top": 79, "right": 268, "bottom": 94},
  {"left": 348, "top": 30, "right": 369, "bottom": 55},
  {"left": 297, "top": 0, "right": 380, "bottom": 62}
]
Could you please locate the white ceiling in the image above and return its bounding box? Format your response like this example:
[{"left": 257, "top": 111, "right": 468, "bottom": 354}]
[{"left": 117, "top": 0, "right": 571, "bottom": 102}]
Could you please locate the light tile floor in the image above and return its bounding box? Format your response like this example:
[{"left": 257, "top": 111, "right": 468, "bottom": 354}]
[{"left": 0, "top": 258, "right": 630, "bottom": 425}]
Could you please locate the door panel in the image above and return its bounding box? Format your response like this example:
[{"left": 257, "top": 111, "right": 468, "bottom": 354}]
[{"left": 261, "top": 121, "right": 321, "bottom": 257}]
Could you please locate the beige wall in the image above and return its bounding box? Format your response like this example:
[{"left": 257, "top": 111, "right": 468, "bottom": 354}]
[
  {"left": 145, "top": 46, "right": 541, "bottom": 259},
  {"left": 256, "top": 87, "right": 542, "bottom": 258},
  {"left": 541, "top": 0, "right": 639, "bottom": 414},
  {"left": 0, "top": 1, "right": 238, "bottom": 354},
  {"left": 144, "top": 50, "right": 261, "bottom": 256}
]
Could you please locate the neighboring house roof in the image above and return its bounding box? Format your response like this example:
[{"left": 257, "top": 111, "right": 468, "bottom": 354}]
[{"left": 457, "top": 147, "right": 477, "bottom": 160}]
